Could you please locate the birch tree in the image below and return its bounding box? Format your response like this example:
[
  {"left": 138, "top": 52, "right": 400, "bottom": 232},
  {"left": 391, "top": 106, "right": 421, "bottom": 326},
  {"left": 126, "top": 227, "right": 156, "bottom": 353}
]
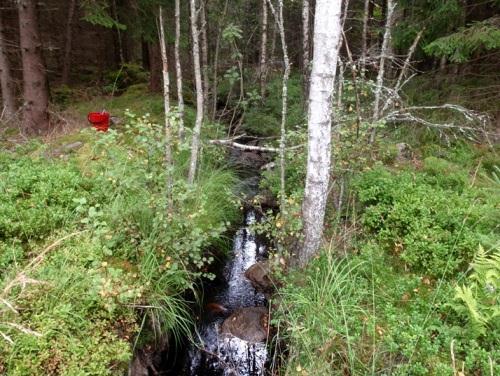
[
  {"left": 200, "top": 0, "right": 209, "bottom": 114},
  {"left": 61, "top": 0, "right": 77, "bottom": 85},
  {"left": 210, "top": 0, "right": 229, "bottom": 120},
  {"left": 188, "top": 0, "right": 204, "bottom": 184},
  {"left": 158, "top": 6, "right": 173, "bottom": 211},
  {"left": 0, "top": 9, "right": 16, "bottom": 119},
  {"left": 266, "top": 0, "right": 290, "bottom": 211},
  {"left": 301, "top": 0, "right": 310, "bottom": 95},
  {"left": 360, "top": 0, "right": 370, "bottom": 77},
  {"left": 174, "top": 0, "right": 185, "bottom": 139},
  {"left": 369, "top": 0, "right": 395, "bottom": 143},
  {"left": 300, "top": 0, "right": 343, "bottom": 267},
  {"left": 259, "top": 0, "right": 268, "bottom": 98}
]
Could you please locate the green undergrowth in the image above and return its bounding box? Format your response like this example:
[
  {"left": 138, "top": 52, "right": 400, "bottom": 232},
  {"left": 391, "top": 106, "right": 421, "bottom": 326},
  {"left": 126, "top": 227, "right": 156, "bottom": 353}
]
[
  {"left": 0, "top": 111, "right": 239, "bottom": 374},
  {"left": 270, "top": 131, "right": 499, "bottom": 374},
  {"left": 70, "top": 83, "right": 196, "bottom": 126},
  {"left": 277, "top": 242, "right": 499, "bottom": 376}
]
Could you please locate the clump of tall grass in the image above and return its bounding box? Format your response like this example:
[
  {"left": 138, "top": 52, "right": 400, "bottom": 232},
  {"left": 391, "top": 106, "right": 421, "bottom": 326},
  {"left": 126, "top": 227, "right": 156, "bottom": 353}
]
[{"left": 273, "top": 248, "right": 367, "bottom": 375}]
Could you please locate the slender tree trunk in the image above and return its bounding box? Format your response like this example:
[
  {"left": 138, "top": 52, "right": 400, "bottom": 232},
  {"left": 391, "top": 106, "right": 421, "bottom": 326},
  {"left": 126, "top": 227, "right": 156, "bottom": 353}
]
[
  {"left": 61, "top": 0, "right": 77, "bottom": 85},
  {"left": 379, "top": 28, "right": 422, "bottom": 115},
  {"left": 259, "top": 0, "right": 268, "bottom": 98},
  {"left": 18, "top": 0, "right": 50, "bottom": 134},
  {"left": 159, "top": 6, "right": 174, "bottom": 212},
  {"left": 211, "top": 0, "right": 229, "bottom": 120},
  {"left": 148, "top": 42, "right": 162, "bottom": 92},
  {"left": 267, "top": 0, "right": 290, "bottom": 211},
  {"left": 360, "top": 0, "right": 370, "bottom": 77},
  {"left": 111, "top": 0, "right": 124, "bottom": 65},
  {"left": 174, "top": 0, "right": 185, "bottom": 140},
  {"left": 188, "top": 0, "right": 204, "bottom": 184},
  {"left": 341, "top": 30, "right": 362, "bottom": 138},
  {"left": 300, "top": 0, "right": 343, "bottom": 267},
  {"left": 302, "top": 0, "right": 310, "bottom": 94},
  {"left": 369, "top": 0, "right": 395, "bottom": 143},
  {"left": 394, "top": 29, "right": 423, "bottom": 91},
  {"left": 270, "top": 18, "right": 277, "bottom": 63},
  {"left": 200, "top": 0, "right": 209, "bottom": 114},
  {"left": 0, "top": 10, "right": 16, "bottom": 119},
  {"left": 336, "top": 58, "right": 344, "bottom": 109}
]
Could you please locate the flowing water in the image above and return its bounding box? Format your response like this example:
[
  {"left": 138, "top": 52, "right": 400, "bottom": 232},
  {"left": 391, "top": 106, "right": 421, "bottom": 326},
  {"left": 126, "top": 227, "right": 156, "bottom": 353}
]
[{"left": 186, "top": 210, "right": 269, "bottom": 375}]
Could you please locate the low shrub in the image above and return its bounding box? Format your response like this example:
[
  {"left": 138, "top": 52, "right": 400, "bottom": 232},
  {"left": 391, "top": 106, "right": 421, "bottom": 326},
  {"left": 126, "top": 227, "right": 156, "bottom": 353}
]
[
  {"left": 353, "top": 166, "right": 498, "bottom": 277},
  {"left": 0, "top": 110, "right": 239, "bottom": 374}
]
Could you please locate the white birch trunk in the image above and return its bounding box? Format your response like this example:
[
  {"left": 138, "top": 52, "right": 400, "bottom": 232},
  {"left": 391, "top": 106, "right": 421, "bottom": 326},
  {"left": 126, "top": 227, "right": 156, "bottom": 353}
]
[
  {"left": 111, "top": 0, "right": 124, "bottom": 65},
  {"left": 394, "top": 29, "right": 423, "bottom": 91},
  {"left": 336, "top": 58, "right": 344, "bottom": 109},
  {"left": 259, "top": 0, "right": 268, "bottom": 98},
  {"left": 61, "top": 0, "right": 77, "bottom": 85},
  {"left": 302, "top": 0, "right": 310, "bottom": 80},
  {"left": 188, "top": 0, "right": 204, "bottom": 184},
  {"left": 369, "top": 0, "right": 395, "bottom": 143},
  {"left": 267, "top": 0, "right": 290, "bottom": 211},
  {"left": 380, "top": 28, "right": 423, "bottom": 115},
  {"left": 300, "top": 0, "right": 343, "bottom": 267},
  {"left": 200, "top": 0, "right": 209, "bottom": 114},
  {"left": 360, "top": 0, "right": 370, "bottom": 77},
  {"left": 174, "top": 0, "right": 185, "bottom": 140},
  {"left": 211, "top": 0, "right": 229, "bottom": 120},
  {"left": 159, "top": 6, "right": 173, "bottom": 211}
]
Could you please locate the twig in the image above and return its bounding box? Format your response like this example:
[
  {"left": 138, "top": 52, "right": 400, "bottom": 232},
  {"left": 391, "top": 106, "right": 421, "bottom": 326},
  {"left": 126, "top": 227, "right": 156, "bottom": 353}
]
[
  {"left": 2, "top": 231, "right": 86, "bottom": 296},
  {"left": 208, "top": 139, "right": 303, "bottom": 153},
  {"left": 1, "top": 322, "right": 42, "bottom": 337}
]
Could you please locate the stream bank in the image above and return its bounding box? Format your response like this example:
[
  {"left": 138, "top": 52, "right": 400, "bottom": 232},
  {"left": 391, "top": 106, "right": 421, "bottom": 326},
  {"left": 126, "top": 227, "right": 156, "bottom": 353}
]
[{"left": 129, "top": 143, "right": 278, "bottom": 376}]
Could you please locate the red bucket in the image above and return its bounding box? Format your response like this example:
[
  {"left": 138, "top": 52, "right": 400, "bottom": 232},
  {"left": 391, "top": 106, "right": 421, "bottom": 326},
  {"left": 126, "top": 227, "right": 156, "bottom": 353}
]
[{"left": 88, "top": 111, "right": 110, "bottom": 132}]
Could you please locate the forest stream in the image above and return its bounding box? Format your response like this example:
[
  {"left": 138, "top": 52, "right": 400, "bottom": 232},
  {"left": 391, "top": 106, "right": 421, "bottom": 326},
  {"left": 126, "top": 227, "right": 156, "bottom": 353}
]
[
  {"left": 186, "top": 208, "right": 269, "bottom": 375},
  {"left": 128, "top": 147, "right": 273, "bottom": 376}
]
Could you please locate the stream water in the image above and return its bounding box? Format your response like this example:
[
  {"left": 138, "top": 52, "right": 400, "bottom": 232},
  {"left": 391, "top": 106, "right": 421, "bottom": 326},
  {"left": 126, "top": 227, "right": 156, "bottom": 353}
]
[{"left": 186, "top": 210, "right": 269, "bottom": 375}]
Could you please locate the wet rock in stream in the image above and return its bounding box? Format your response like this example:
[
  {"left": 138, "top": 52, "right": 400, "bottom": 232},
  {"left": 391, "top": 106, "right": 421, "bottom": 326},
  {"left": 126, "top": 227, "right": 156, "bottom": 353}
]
[
  {"left": 221, "top": 307, "right": 269, "bottom": 343},
  {"left": 244, "top": 262, "right": 274, "bottom": 293}
]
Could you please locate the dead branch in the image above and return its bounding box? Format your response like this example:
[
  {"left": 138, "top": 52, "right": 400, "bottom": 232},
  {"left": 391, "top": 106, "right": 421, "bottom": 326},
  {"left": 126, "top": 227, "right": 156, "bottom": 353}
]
[
  {"left": 2, "top": 231, "right": 86, "bottom": 297},
  {"left": 208, "top": 139, "right": 303, "bottom": 153},
  {"left": 1, "top": 322, "right": 42, "bottom": 337},
  {"left": 384, "top": 104, "right": 492, "bottom": 142}
]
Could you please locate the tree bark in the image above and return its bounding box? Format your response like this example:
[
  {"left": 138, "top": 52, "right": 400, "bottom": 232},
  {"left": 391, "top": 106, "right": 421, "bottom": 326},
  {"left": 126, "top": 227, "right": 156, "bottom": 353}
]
[
  {"left": 61, "top": 0, "right": 77, "bottom": 85},
  {"left": 360, "top": 0, "right": 370, "bottom": 77},
  {"left": 200, "top": 0, "right": 209, "bottom": 115},
  {"left": 379, "top": 29, "right": 423, "bottom": 116},
  {"left": 301, "top": 0, "right": 310, "bottom": 95},
  {"left": 300, "top": 0, "right": 343, "bottom": 267},
  {"left": 174, "top": 0, "right": 185, "bottom": 140},
  {"left": 267, "top": 0, "right": 290, "bottom": 211},
  {"left": 369, "top": 0, "right": 395, "bottom": 143},
  {"left": 259, "top": 0, "right": 268, "bottom": 98},
  {"left": 336, "top": 58, "right": 344, "bottom": 109},
  {"left": 159, "top": 6, "right": 174, "bottom": 212},
  {"left": 0, "top": 9, "right": 16, "bottom": 119},
  {"left": 188, "top": 0, "right": 204, "bottom": 184},
  {"left": 148, "top": 42, "right": 162, "bottom": 92},
  {"left": 18, "top": 0, "right": 50, "bottom": 134},
  {"left": 211, "top": 0, "right": 229, "bottom": 120},
  {"left": 111, "top": 0, "right": 124, "bottom": 65}
]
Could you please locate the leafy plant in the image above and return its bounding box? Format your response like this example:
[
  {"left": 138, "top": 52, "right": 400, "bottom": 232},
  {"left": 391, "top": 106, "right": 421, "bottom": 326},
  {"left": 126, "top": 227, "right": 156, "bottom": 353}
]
[
  {"left": 453, "top": 245, "right": 500, "bottom": 336},
  {"left": 353, "top": 166, "right": 498, "bottom": 277}
]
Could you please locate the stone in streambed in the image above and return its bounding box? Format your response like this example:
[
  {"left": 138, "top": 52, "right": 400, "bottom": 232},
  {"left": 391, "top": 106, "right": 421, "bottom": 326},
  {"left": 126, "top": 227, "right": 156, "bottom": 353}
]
[
  {"left": 245, "top": 261, "right": 274, "bottom": 292},
  {"left": 221, "top": 307, "right": 268, "bottom": 343}
]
